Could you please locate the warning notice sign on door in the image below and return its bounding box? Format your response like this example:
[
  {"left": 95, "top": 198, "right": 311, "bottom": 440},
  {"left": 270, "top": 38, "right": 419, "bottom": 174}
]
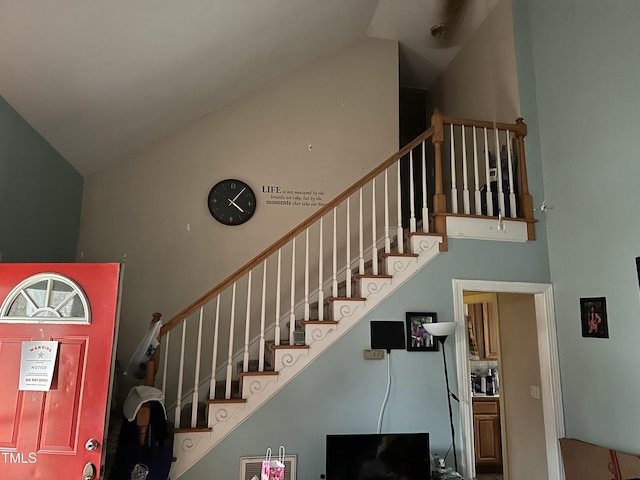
[{"left": 18, "top": 341, "right": 59, "bottom": 391}]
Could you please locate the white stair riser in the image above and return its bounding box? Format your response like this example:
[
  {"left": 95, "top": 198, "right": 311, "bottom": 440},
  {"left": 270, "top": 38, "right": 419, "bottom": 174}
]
[
  {"left": 383, "top": 255, "right": 418, "bottom": 276},
  {"left": 240, "top": 374, "right": 279, "bottom": 399},
  {"left": 356, "top": 276, "right": 392, "bottom": 299},
  {"left": 304, "top": 322, "right": 337, "bottom": 345}
]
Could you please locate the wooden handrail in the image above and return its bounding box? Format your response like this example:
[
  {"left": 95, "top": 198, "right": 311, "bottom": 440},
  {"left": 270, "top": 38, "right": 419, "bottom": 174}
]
[
  {"left": 159, "top": 127, "right": 434, "bottom": 336},
  {"left": 441, "top": 115, "right": 527, "bottom": 135},
  {"left": 159, "top": 112, "right": 530, "bottom": 336}
]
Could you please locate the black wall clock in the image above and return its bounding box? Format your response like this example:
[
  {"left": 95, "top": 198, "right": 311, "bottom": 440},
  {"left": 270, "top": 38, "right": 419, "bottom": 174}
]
[{"left": 207, "top": 179, "right": 257, "bottom": 226}]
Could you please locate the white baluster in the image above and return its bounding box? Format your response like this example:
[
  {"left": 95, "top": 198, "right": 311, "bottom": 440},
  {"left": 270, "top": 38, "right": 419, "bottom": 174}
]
[
  {"left": 289, "top": 238, "right": 296, "bottom": 343},
  {"left": 473, "top": 127, "right": 482, "bottom": 215},
  {"left": 174, "top": 321, "right": 187, "bottom": 428},
  {"left": 483, "top": 127, "right": 494, "bottom": 216},
  {"left": 225, "top": 282, "right": 236, "bottom": 399},
  {"left": 409, "top": 151, "right": 416, "bottom": 232},
  {"left": 358, "top": 188, "right": 364, "bottom": 275},
  {"left": 396, "top": 161, "right": 404, "bottom": 254},
  {"left": 259, "top": 262, "right": 267, "bottom": 371},
  {"left": 209, "top": 295, "right": 220, "bottom": 398},
  {"left": 345, "top": 198, "right": 352, "bottom": 297},
  {"left": 450, "top": 123, "right": 459, "bottom": 214},
  {"left": 318, "top": 217, "right": 324, "bottom": 321},
  {"left": 421, "top": 141, "right": 429, "bottom": 233},
  {"left": 495, "top": 128, "right": 505, "bottom": 216},
  {"left": 243, "top": 271, "right": 252, "bottom": 372},
  {"left": 275, "top": 250, "right": 282, "bottom": 346},
  {"left": 384, "top": 169, "right": 391, "bottom": 251},
  {"left": 371, "top": 177, "right": 378, "bottom": 275},
  {"left": 304, "top": 228, "right": 310, "bottom": 320},
  {"left": 162, "top": 330, "right": 169, "bottom": 398},
  {"left": 191, "top": 307, "right": 204, "bottom": 428},
  {"left": 462, "top": 126, "right": 470, "bottom": 214},
  {"left": 332, "top": 208, "right": 338, "bottom": 298},
  {"left": 505, "top": 130, "right": 517, "bottom": 217}
]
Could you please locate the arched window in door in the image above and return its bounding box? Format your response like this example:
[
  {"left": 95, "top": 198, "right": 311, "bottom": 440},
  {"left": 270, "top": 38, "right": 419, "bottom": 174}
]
[{"left": 0, "top": 273, "right": 90, "bottom": 324}]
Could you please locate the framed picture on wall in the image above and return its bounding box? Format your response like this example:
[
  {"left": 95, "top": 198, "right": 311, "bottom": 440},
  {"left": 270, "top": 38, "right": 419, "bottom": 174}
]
[
  {"left": 406, "top": 312, "right": 438, "bottom": 352},
  {"left": 580, "top": 297, "right": 609, "bottom": 338}
]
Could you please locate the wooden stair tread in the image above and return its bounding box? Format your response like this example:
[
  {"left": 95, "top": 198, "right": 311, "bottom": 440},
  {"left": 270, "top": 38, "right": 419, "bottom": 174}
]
[
  {"left": 286, "top": 318, "right": 337, "bottom": 326},
  {"left": 239, "top": 370, "right": 278, "bottom": 377},
  {"left": 354, "top": 274, "right": 392, "bottom": 279},
  {"left": 299, "top": 320, "right": 338, "bottom": 325},
  {"left": 207, "top": 398, "right": 247, "bottom": 405},
  {"left": 171, "top": 427, "right": 212, "bottom": 434},
  {"left": 328, "top": 296, "right": 366, "bottom": 302},
  {"left": 270, "top": 344, "right": 309, "bottom": 350},
  {"left": 381, "top": 252, "right": 418, "bottom": 258}
]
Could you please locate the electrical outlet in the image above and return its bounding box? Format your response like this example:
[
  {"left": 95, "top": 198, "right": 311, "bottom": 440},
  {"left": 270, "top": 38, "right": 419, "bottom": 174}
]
[
  {"left": 363, "top": 349, "right": 385, "bottom": 360},
  {"left": 530, "top": 385, "right": 541, "bottom": 399}
]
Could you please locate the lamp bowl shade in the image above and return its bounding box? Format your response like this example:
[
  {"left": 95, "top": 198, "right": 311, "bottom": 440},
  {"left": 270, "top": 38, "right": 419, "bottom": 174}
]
[{"left": 422, "top": 321, "right": 457, "bottom": 337}]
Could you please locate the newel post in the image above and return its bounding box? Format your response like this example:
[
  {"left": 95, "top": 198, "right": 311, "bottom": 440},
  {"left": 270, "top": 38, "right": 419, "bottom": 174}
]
[
  {"left": 431, "top": 109, "right": 448, "bottom": 244},
  {"left": 514, "top": 118, "right": 536, "bottom": 240},
  {"left": 135, "top": 312, "right": 162, "bottom": 446},
  {"left": 148, "top": 312, "right": 162, "bottom": 379}
]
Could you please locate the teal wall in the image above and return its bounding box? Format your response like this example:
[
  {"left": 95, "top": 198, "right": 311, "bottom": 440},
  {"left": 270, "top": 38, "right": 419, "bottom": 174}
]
[
  {"left": 0, "top": 96, "right": 83, "bottom": 262},
  {"left": 513, "top": 0, "right": 640, "bottom": 451},
  {"left": 180, "top": 238, "right": 551, "bottom": 480}
]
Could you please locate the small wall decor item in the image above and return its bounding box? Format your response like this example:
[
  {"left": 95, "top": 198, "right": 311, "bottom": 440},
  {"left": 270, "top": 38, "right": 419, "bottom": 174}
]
[
  {"left": 580, "top": 297, "right": 609, "bottom": 338},
  {"left": 406, "top": 312, "right": 438, "bottom": 351}
]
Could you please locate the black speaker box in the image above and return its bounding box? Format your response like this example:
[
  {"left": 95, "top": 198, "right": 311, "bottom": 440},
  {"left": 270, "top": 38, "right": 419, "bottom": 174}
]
[{"left": 370, "top": 321, "right": 406, "bottom": 351}]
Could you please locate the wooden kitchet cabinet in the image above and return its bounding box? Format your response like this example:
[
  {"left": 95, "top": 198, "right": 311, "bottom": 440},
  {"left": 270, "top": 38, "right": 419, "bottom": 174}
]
[
  {"left": 473, "top": 396, "right": 503, "bottom": 473},
  {"left": 468, "top": 302, "right": 499, "bottom": 360}
]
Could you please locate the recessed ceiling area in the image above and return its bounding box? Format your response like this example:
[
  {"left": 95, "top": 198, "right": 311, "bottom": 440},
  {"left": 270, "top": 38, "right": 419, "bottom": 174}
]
[{"left": 0, "top": 0, "right": 498, "bottom": 176}]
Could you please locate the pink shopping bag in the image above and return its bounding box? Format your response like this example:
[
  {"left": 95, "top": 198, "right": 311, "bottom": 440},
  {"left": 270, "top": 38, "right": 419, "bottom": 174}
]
[{"left": 260, "top": 446, "right": 285, "bottom": 480}]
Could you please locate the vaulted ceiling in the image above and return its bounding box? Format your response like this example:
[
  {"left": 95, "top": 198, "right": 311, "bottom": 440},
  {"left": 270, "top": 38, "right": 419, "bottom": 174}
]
[{"left": 0, "top": 0, "right": 498, "bottom": 175}]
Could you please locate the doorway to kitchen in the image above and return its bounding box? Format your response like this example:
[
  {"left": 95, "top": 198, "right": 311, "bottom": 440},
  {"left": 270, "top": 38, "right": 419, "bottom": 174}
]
[
  {"left": 464, "top": 293, "right": 503, "bottom": 478},
  {"left": 452, "top": 280, "right": 565, "bottom": 480}
]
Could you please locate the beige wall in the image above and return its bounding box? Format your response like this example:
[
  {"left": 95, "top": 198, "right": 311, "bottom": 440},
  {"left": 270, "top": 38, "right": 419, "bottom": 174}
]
[
  {"left": 497, "top": 292, "right": 548, "bottom": 480},
  {"left": 431, "top": 0, "right": 520, "bottom": 123},
  {"left": 77, "top": 37, "right": 399, "bottom": 362}
]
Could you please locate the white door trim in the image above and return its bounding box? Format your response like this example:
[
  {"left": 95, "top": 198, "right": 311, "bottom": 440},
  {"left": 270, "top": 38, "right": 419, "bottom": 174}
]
[{"left": 452, "top": 279, "right": 565, "bottom": 480}]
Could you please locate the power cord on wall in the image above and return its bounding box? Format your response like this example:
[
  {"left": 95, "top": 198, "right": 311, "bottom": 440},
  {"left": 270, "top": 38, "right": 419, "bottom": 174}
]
[{"left": 376, "top": 350, "right": 392, "bottom": 434}]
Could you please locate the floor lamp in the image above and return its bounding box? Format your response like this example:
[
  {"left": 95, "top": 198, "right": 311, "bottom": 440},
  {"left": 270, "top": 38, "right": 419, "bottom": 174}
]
[{"left": 422, "top": 321, "right": 459, "bottom": 473}]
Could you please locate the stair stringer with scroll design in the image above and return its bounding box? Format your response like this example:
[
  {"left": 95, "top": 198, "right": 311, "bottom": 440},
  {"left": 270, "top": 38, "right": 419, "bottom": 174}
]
[{"left": 170, "top": 233, "right": 443, "bottom": 478}]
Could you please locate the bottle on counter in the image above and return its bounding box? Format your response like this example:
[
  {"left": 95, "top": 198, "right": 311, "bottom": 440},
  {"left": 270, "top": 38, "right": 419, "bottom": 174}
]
[{"left": 485, "top": 368, "right": 494, "bottom": 396}]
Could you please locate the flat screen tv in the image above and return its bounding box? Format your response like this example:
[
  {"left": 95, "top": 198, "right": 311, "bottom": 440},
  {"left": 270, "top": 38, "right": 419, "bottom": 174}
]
[{"left": 325, "top": 433, "right": 430, "bottom": 480}]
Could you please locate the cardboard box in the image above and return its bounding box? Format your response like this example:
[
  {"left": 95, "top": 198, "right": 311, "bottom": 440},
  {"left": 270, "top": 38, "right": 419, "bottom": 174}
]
[{"left": 560, "top": 438, "right": 640, "bottom": 480}]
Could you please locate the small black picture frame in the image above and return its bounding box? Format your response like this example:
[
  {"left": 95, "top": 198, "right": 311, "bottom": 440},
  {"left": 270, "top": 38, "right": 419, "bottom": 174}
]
[
  {"left": 406, "top": 312, "right": 438, "bottom": 351},
  {"left": 580, "top": 297, "right": 609, "bottom": 338}
]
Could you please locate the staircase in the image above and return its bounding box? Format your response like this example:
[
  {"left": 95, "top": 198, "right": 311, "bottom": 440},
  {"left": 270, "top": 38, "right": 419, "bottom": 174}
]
[{"left": 139, "top": 110, "right": 536, "bottom": 478}]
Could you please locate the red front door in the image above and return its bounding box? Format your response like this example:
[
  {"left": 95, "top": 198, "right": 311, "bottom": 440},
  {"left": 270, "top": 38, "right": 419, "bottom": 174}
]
[{"left": 0, "top": 263, "right": 121, "bottom": 480}]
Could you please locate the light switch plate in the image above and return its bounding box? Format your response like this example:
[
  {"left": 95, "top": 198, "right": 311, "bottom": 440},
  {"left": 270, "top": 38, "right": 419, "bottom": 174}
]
[{"left": 530, "top": 385, "right": 541, "bottom": 399}]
